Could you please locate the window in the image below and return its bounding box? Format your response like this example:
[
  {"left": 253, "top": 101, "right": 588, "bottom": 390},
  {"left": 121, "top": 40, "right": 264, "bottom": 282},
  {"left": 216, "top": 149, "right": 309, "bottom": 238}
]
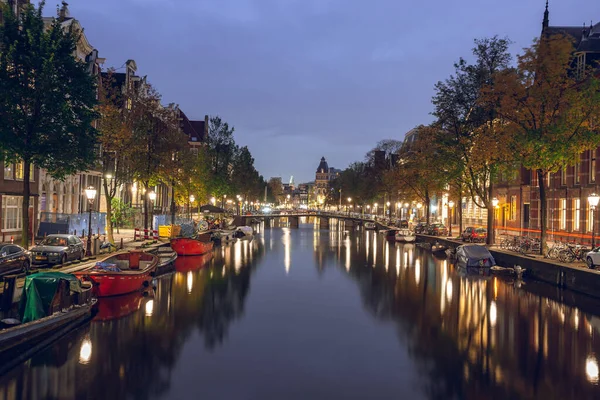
[
  {"left": 575, "top": 155, "right": 581, "bottom": 184},
  {"left": 573, "top": 199, "right": 580, "bottom": 231},
  {"left": 2, "top": 196, "right": 22, "bottom": 231},
  {"left": 588, "top": 204, "right": 595, "bottom": 232},
  {"left": 510, "top": 196, "right": 517, "bottom": 221},
  {"left": 591, "top": 150, "right": 597, "bottom": 183},
  {"left": 561, "top": 167, "right": 566, "bottom": 186},
  {"left": 14, "top": 162, "right": 23, "bottom": 180},
  {"left": 559, "top": 198, "right": 567, "bottom": 230},
  {"left": 3, "top": 163, "right": 12, "bottom": 180}
]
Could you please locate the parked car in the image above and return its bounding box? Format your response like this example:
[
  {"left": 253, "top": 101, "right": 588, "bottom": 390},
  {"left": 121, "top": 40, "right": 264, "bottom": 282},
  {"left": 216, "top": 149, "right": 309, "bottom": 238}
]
[
  {"left": 414, "top": 222, "right": 429, "bottom": 234},
  {"left": 0, "top": 244, "right": 30, "bottom": 276},
  {"left": 461, "top": 227, "right": 488, "bottom": 243},
  {"left": 30, "top": 234, "right": 85, "bottom": 265},
  {"left": 428, "top": 223, "right": 448, "bottom": 236},
  {"left": 586, "top": 247, "right": 600, "bottom": 269},
  {"left": 394, "top": 219, "right": 409, "bottom": 228}
]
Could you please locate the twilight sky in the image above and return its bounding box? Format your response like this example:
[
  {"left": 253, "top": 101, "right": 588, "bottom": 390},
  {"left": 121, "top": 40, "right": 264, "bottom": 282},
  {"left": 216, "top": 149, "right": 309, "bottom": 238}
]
[{"left": 65, "top": 0, "right": 598, "bottom": 183}]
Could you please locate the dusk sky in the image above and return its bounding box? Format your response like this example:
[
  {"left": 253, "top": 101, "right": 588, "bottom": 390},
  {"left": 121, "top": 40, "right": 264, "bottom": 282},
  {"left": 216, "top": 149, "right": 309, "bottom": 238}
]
[{"left": 67, "top": 0, "right": 598, "bottom": 183}]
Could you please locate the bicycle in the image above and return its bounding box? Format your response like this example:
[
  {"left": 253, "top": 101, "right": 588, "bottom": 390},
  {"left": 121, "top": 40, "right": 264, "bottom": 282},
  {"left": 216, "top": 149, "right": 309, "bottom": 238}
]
[{"left": 558, "top": 243, "right": 589, "bottom": 263}]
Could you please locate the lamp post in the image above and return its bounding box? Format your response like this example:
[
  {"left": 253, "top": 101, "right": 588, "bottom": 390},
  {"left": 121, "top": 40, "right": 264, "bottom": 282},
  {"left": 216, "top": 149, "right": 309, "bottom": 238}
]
[
  {"left": 189, "top": 194, "right": 195, "bottom": 219},
  {"left": 589, "top": 193, "right": 600, "bottom": 248},
  {"left": 491, "top": 197, "right": 499, "bottom": 245},
  {"left": 374, "top": 203, "right": 378, "bottom": 218},
  {"left": 448, "top": 200, "right": 455, "bottom": 236},
  {"left": 386, "top": 201, "right": 391, "bottom": 219},
  {"left": 347, "top": 197, "right": 352, "bottom": 215},
  {"left": 85, "top": 186, "right": 97, "bottom": 256},
  {"left": 149, "top": 191, "right": 157, "bottom": 231}
]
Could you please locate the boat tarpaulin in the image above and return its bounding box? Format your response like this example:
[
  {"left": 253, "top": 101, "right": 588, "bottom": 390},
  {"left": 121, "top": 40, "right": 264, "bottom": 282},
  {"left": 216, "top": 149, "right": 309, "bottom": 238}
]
[{"left": 18, "top": 272, "right": 82, "bottom": 323}]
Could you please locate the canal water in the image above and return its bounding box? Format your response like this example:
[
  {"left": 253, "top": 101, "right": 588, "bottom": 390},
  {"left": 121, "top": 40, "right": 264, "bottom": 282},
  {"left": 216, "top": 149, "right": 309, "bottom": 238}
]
[{"left": 1, "top": 219, "right": 600, "bottom": 399}]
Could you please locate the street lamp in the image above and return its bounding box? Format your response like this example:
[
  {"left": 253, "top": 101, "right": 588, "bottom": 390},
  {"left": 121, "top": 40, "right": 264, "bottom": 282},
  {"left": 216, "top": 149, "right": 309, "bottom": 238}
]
[
  {"left": 85, "top": 186, "right": 97, "bottom": 256},
  {"left": 589, "top": 193, "right": 600, "bottom": 248},
  {"left": 448, "top": 200, "right": 455, "bottom": 237},
  {"left": 149, "top": 191, "right": 157, "bottom": 231},
  {"left": 189, "top": 194, "right": 195, "bottom": 218},
  {"left": 491, "top": 197, "right": 499, "bottom": 245},
  {"left": 386, "top": 201, "right": 390, "bottom": 218}
]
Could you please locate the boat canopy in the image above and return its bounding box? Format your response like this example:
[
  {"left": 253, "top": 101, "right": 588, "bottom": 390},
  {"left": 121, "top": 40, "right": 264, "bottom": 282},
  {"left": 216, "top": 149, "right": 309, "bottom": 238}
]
[{"left": 18, "top": 272, "right": 83, "bottom": 323}]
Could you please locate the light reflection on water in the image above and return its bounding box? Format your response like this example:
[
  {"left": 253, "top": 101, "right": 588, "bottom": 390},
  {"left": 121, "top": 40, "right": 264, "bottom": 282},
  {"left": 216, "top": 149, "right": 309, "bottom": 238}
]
[{"left": 1, "top": 221, "right": 600, "bottom": 399}]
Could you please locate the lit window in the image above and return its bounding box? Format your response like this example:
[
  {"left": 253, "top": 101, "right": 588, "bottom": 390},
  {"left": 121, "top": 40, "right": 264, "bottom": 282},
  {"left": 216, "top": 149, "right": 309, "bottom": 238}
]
[
  {"left": 14, "top": 162, "right": 24, "bottom": 181},
  {"left": 3, "top": 163, "right": 12, "bottom": 180},
  {"left": 573, "top": 199, "right": 580, "bottom": 231},
  {"left": 559, "top": 198, "right": 567, "bottom": 230},
  {"left": 2, "top": 196, "right": 22, "bottom": 231},
  {"left": 588, "top": 204, "right": 595, "bottom": 232}
]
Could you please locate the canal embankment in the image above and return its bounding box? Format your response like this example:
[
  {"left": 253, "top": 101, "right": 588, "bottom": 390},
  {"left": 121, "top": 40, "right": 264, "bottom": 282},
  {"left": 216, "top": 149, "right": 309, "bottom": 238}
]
[{"left": 416, "top": 234, "right": 600, "bottom": 299}]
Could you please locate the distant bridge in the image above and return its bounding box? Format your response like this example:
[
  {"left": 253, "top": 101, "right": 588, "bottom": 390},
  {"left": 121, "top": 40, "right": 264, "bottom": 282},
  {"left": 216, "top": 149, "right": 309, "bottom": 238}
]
[{"left": 235, "top": 211, "right": 390, "bottom": 230}]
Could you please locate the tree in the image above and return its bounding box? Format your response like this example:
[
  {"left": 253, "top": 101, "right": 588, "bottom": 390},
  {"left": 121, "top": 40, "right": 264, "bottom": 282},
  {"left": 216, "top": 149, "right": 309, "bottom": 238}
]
[
  {"left": 207, "top": 116, "right": 236, "bottom": 197},
  {"left": 128, "top": 84, "right": 183, "bottom": 229},
  {"left": 98, "top": 70, "right": 134, "bottom": 244},
  {"left": 391, "top": 125, "right": 447, "bottom": 223},
  {"left": 267, "top": 178, "right": 283, "bottom": 205},
  {"left": 0, "top": 3, "right": 98, "bottom": 246},
  {"left": 483, "top": 34, "right": 600, "bottom": 253},
  {"left": 432, "top": 36, "right": 513, "bottom": 244}
]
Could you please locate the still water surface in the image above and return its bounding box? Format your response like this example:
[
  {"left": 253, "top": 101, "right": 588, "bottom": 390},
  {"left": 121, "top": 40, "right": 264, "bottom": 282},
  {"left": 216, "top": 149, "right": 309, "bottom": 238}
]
[{"left": 2, "top": 219, "right": 600, "bottom": 399}]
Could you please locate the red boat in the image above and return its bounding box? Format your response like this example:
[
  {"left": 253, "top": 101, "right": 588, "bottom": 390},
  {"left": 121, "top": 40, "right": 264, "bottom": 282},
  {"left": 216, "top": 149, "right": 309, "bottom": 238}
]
[
  {"left": 74, "top": 251, "right": 158, "bottom": 297},
  {"left": 170, "top": 238, "right": 214, "bottom": 256},
  {"left": 174, "top": 252, "right": 213, "bottom": 273}
]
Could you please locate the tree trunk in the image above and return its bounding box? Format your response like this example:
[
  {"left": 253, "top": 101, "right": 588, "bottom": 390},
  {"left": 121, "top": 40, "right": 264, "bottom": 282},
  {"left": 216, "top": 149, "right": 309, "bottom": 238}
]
[
  {"left": 458, "top": 187, "right": 463, "bottom": 234},
  {"left": 486, "top": 182, "right": 494, "bottom": 245},
  {"left": 537, "top": 169, "right": 547, "bottom": 255},
  {"left": 21, "top": 161, "right": 31, "bottom": 248},
  {"left": 103, "top": 179, "right": 114, "bottom": 244},
  {"left": 143, "top": 182, "right": 149, "bottom": 230},
  {"left": 425, "top": 190, "right": 430, "bottom": 224},
  {"left": 170, "top": 182, "right": 175, "bottom": 225}
]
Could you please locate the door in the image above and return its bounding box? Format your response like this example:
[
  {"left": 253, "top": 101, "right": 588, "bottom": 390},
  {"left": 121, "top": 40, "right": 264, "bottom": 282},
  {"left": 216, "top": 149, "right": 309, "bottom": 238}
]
[{"left": 523, "top": 203, "right": 530, "bottom": 230}]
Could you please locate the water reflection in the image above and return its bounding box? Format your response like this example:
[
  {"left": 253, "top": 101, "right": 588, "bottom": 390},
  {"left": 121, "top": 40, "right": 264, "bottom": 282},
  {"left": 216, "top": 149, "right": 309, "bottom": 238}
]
[{"left": 2, "top": 224, "right": 600, "bottom": 399}]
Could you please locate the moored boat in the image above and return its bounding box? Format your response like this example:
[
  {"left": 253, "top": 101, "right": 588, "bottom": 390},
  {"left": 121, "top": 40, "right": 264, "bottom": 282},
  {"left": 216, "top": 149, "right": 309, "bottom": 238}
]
[
  {"left": 395, "top": 229, "right": 416, "bottom": 243},
  {"left": 234, "top": 226, "right": 254, "bottom": 241},
  {"left": 431, "top": 242, "right": 449, "bottom": 253},
  {"left": 74, "top": 251, "right": 158, "bottom": 297},
  {"left": 170, "top": 238, "right": 214, "bottom": 256},
  {"left": 0, "top": 272, "right": 95, "bottom": 372},
  {"left": 364, "top": 222, "right": 377, "bottom": 230}
]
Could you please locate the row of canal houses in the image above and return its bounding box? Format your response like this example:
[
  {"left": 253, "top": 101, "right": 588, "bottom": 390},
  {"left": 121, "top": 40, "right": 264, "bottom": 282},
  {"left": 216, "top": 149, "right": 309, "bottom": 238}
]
[
  {"left": 0, "top": 1, "right": 208, "bottom": 243},
  {"left": 423, "top": 8, "right": 600, "bottom": 245}
]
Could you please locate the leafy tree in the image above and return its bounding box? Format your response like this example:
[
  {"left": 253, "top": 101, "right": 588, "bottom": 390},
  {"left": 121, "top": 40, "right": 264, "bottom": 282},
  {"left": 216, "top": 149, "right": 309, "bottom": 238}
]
[
  {"left": 110, "top": 197, "right": 135, "bottom": 233},
  {"left": 432, "top": 36, "right": 513, "bottom": 244},
  {"left": 0, "top": 3, "right": 98, "bottom": 246},
  {"left": 391, "top": 125, "right": 447, "bottom": 223},
  {"left": 267, "top": 177, "right": 283, "bottom": 205},
  {"left": 98, "top": 70, "right": 135, "bottom": 243},
  {"left": 482, "top": 34, "right": 600, "bottom": 252},
  {"left": 128, "top": 84, "right": 183, "bottom": 229}
]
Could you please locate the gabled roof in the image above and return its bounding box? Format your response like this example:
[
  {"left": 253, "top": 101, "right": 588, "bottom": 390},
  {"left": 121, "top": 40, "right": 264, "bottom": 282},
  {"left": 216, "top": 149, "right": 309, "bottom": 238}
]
[
  {"left": 546, "top": 22, "right": 600, "bottom": 53},
  {"left": 189, "top": 120, "right": 206, "bottom": 142}
]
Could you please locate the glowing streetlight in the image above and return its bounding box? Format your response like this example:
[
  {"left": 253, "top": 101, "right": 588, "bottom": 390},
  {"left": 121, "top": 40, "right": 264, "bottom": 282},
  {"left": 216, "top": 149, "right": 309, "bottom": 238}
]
[
  {"left": 84, "top": 186, "right": 97, "bottom": 257},
  {"left": 448, "top": 200, "right": 455, "bottom": 236}
]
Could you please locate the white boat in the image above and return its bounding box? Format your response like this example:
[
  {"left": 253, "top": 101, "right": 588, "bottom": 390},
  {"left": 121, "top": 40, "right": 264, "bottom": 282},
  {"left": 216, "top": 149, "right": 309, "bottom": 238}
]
[
  {"left": 234, "top": 226, "right": 254, "bottom": 241},
  {"left": 395, "top": 229, "right": 415, "bottom": 243},
  {"left": 364, "top": 222, "right": 377, "bottom": 230}
]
